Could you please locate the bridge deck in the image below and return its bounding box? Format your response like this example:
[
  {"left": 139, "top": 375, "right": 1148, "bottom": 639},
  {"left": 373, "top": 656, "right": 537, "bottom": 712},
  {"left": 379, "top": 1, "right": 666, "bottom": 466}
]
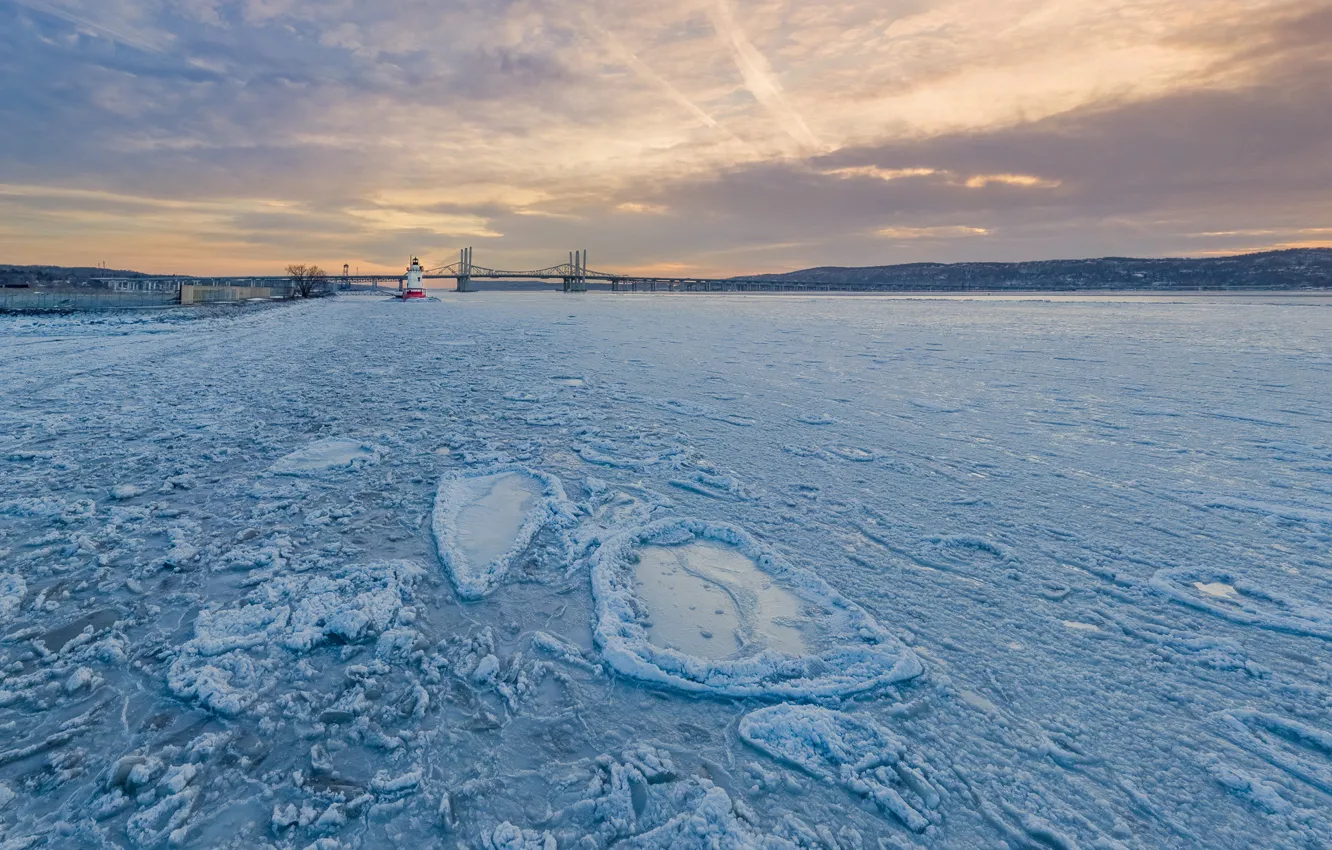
[{"left": 89, "top": 272, "right": 857, "bottom": 292}]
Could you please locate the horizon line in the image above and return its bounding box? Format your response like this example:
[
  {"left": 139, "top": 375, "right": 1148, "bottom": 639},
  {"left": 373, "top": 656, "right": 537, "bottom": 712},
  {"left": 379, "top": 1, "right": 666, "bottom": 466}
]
[{"left": 4, "top": 244, "right": 1330, "bottom": 280}]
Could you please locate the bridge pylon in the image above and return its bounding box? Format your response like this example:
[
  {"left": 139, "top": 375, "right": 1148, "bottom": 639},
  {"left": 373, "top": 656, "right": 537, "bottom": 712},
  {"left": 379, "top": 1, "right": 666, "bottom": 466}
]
[
  {"left": 563, "top": 249, "right": 588, "bottom": 293},
  {"left": 457, "top": 247, "right": 473, "bottom": 293}
]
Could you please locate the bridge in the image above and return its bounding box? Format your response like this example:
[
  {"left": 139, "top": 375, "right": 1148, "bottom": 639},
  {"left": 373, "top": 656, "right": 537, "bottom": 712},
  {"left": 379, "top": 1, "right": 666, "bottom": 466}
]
[{"left": 91, "top": 248, "right": 845, "bottom": 295}]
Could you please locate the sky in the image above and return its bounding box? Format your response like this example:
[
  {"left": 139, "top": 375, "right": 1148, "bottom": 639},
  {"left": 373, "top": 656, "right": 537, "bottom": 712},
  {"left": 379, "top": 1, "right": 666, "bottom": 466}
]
[{"left": 0, "top": 0, "right": 1329, "bottom": 276}]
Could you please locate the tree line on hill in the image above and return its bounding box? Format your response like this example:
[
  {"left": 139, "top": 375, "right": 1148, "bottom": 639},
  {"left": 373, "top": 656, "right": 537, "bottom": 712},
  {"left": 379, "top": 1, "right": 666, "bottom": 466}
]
[{"left": 745, "top": 248, "right": 1332, "bottom": 291}]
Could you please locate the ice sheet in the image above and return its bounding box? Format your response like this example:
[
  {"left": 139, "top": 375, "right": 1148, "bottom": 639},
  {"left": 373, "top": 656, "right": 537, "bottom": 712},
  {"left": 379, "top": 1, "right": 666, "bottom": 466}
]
[{"left": 3, "top": 294, "right": 1331, "bottom": 848}]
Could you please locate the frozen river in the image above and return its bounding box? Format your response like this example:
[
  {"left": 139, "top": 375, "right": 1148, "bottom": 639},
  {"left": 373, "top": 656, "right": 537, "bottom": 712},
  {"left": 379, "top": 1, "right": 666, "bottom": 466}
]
[{"left": 2, "top": 292, "right": 1331, "bottom": 849}]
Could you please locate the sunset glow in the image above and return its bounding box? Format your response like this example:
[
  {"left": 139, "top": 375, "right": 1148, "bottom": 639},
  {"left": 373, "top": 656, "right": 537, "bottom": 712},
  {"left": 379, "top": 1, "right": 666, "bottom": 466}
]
[{"left": 1, "top": 0, "right": 1327, "bottom": 275}]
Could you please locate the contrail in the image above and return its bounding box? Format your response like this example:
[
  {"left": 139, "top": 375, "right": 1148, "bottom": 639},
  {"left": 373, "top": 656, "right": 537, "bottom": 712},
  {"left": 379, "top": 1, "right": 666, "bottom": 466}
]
[
  {"left": 16, "top": 0, "right": 168, "bottom": 54},
  {"left": 707, "top": 0, "right": 820, "bottom": 152},
  {"left": 581, "top": 14, "right": 759, "bottom": 156},
  {"left": 583, "top": 15, "right": 722, "bottom": 130},
  {"left": 583, "top": 14, "right": 745, "bottom": 137}
]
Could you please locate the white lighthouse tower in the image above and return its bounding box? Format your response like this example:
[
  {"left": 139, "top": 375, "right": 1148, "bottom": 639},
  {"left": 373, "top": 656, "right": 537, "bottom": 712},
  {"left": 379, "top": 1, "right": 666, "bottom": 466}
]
[{"left": 403, "top": 257, "right": 426, "bottom": 299}]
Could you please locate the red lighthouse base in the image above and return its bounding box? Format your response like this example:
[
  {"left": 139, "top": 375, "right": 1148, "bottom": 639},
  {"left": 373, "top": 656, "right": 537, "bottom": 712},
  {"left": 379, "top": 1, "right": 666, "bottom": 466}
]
[{"left": 402, "top": 289, "right": 426, "bottom": 299}]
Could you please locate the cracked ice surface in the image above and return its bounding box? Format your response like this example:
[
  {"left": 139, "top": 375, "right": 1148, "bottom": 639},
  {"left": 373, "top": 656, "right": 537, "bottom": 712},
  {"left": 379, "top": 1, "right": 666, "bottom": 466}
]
[{"left": 2, "top": 293, "right": 1332, "bottom": 848}]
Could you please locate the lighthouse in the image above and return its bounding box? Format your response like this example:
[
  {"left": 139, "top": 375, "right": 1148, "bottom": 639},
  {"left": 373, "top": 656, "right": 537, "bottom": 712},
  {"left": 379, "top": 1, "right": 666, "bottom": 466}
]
[{"left": 403, "top": 257, "right": 426, "bottom": 299}]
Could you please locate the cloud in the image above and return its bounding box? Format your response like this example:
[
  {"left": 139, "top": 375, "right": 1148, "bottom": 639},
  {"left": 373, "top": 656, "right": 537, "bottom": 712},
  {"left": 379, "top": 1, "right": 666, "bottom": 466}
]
[
  {"left": 820, "top": 166, "right": 1061, "bottom": 190},
  {"left": 616, "top": 202, "right": 671, "bottom": 215},
  {"left": 343, "top": 208, "right": 500, "bottom": 238},
  {"left": 822, "top": 166, "right": 940, "bottom": 182},
  {"left": 877, "top": 225, "right": 989, "bottom": 239},
  {"left": 962, "top": 174, "right": 1061, "bottom": 189},
  {"left": 0, "top": 0, "right": 1326, "bottom": 274}
]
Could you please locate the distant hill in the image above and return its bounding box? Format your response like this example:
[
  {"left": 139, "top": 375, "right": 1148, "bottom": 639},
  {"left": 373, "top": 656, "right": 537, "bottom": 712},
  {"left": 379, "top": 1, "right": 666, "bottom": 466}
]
[
  {"left": 7, "top": 248, "right": 1332, "bottom": 292},
  {"left": 745, "top": 248, "right": 1332, "bottom": 291}
]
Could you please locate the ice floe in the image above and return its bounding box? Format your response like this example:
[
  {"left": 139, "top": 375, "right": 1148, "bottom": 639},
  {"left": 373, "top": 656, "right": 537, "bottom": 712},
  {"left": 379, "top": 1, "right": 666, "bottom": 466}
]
[
  {"left": 739, "top": 703, "right": 940, "bottom": 832},
  {"left": 485, "top": 822, "right": 557, "bottom": 849},
  {"left": 590, "top": 518, "right": 922, "bottom": 698},
  {"left": 577, "top": 441, "right": 686, "bottom": 471},
  {"left": 667, "top": 471, "right": 755, "bottom": 501},
  {"left": 1211, "top": 708, "right": 1332, "bottom": 795},
  {"left": 109, "top": 483, "right": 147, "bottom": 501},
  {"left": 824, "top": 445, "right": 880, "bottom": 462},
  {"left": 795, "top": 413, "right": 838, "bottom": 425},
  {"left": 432, "top": 465, "right": 575, "bottom": 600},
  {"left": 1200, "top": 708, "right": 1332, "bottom": 839},
  {"left": 270, "top": 438, "right": 386, "bottom": 475},
  {"left": 0, "top": 608, "right": 126, "bottom": 711}
]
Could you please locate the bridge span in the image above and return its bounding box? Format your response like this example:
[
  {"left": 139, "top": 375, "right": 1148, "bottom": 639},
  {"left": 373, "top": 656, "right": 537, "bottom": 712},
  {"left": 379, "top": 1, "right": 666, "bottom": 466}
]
[
  {"left": 91, "top": 248, "right": 841, "bottom": 295},
  {"left": 422, "top": 248, "right": 835, "bottom": 293}
]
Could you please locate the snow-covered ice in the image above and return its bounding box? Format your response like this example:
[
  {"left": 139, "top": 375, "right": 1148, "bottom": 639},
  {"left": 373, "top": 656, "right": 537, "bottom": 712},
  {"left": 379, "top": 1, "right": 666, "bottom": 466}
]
[
  {"left": 269, "top": 438, "right": 385, "bottom": 475},
  {"left": 166, "top": 559, "right": 424, "bottom": 715},
  {"left": 2, "top": 292, "right": 1332, "bottom": 848}
]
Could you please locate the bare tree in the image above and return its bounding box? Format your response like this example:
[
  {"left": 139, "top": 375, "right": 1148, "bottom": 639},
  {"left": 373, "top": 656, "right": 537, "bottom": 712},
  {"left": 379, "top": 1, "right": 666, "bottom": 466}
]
[{"left": 285, "top": 264, "right": 329, "bottom": 298}]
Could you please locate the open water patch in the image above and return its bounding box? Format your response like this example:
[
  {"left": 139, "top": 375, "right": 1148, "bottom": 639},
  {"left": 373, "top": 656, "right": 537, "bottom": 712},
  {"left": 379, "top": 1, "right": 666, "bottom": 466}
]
[
  {"left": 39, "top": 608, "right": 123, "bottom": 654},
  {"left": 590, "top": 519, "right": 922, "bottom": 698}
]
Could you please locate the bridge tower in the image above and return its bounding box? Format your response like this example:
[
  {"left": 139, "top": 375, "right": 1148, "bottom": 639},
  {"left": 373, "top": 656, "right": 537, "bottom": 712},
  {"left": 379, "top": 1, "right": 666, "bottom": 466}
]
[
  {"left": 564, "top": 250, "right": 588, "bottom": 293},
  {"left": 457, "top": 247, "right": 473, "bottom": 293}
]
